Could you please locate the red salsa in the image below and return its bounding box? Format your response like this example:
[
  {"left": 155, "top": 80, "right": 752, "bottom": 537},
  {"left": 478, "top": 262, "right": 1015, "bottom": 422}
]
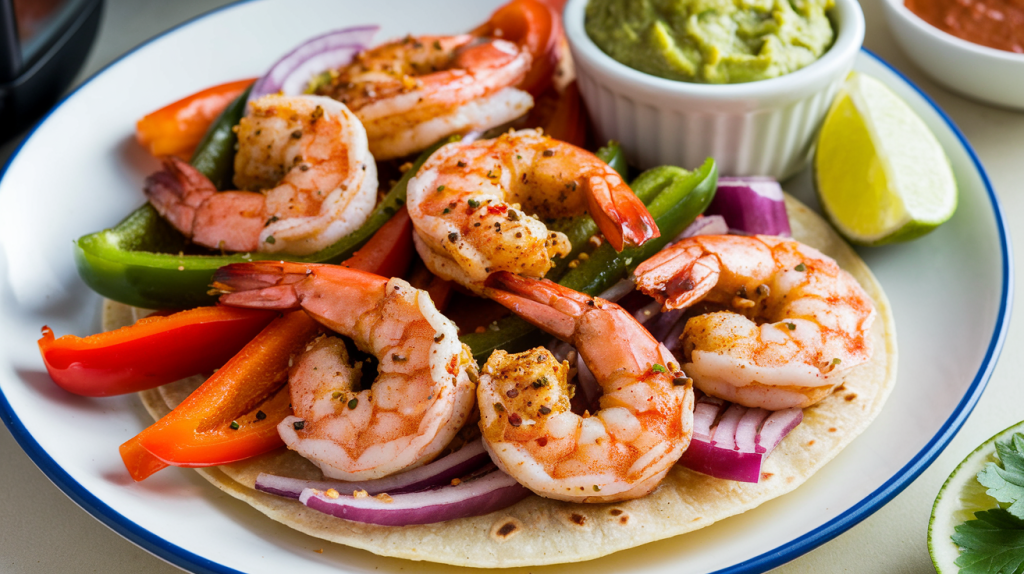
[{"left": 905, "top": 0, "right": 1024, "bottom": 54}]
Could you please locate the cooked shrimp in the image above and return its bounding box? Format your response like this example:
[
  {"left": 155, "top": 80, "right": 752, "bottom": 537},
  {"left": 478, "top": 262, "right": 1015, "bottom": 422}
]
[
  {"left": 315, "top": 34, "right": 534, "bottom": 160},
  {"left": 213, "top": 261, "right": 477, "bottom": 481},
  {"left": 406, "top": 129, "right": 659, "bottom": 293},
  {"left": 145, "top": 94, "right": 377, "bottom": 255},
  {"left": 477, "top": 272, "right": 693, "bottom": 503},
  {"left": 633, "top": 234, "right": 876, "bottom": 410}
]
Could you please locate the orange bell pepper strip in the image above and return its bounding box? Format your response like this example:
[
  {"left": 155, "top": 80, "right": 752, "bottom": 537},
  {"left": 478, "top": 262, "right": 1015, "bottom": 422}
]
[
  {"left": 119, "top": 204, "right": 415, "bottom": 481},
  {"left": 474, "top": 0, "right": 561, "bottom": 97},
  {"left": 38, "top": 307, "right": 276, "bottom": 397},
  {"left": 136, "top": 78, "right": 255, "bottom": 159},
  {"left": 120, "top": 310, "right": 319, "bottom": 481}
]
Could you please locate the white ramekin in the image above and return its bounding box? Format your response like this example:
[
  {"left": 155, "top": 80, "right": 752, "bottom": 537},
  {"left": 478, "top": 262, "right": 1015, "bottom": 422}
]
[
  {"left": 879, "top": 0, "right": 1024, "bottom": 111},
  {"left": 565, "top": 0, "right": 864, "bottom": 178}
]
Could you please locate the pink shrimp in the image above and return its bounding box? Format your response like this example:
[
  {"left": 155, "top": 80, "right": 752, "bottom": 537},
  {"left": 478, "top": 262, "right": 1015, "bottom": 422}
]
[
  {"left": 476, "top": 272, "right": 693, "bottom": 503},
  {"left": 145, "top": 94, "right": 377, "bottom": 255},
  {"left": 406, "top": 129, "right": 659, "bottom": 293},
  {"left": 213, "top": 262, "right": 476, "bottom": 481},
  {"left": 633, "top": 234, "right": 876, "bottom": 410}
]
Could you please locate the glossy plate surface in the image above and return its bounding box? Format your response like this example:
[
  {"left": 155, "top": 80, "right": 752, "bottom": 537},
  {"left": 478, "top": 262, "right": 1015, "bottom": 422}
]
[{"left": 0, "top": 1, "right": 1010, "bottom": 573}]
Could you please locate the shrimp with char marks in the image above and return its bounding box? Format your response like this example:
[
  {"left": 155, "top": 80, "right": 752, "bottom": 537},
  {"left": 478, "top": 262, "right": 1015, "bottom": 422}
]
[
  {"left": 633, "top": 234, "right": 876, "bottom": 410},
  {"left": 145, "top": 94, "right": 377, "bottom": 255},
  {"left": 477, "top": 271, "right": 693, "bottom": 503},
  {"left": 406, "top": 129, "right": 659, "bottom": 293},
  {"left": 316, "top": 34, "right": 534, "bottom": 160},
  {"left": 213, "top": 261, "right": 477, "bottom": 481}
]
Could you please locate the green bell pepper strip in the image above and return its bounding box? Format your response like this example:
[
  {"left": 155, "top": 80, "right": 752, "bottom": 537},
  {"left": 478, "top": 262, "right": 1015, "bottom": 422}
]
[
  {"left": 190, "top": 84, "right": 252, "bottom": 190},
  {"left": 460, "top": 157, "right": 718, "bottom": 362},
  {"left": 73, "top": 129, "right": 453, "bottom": 310}
]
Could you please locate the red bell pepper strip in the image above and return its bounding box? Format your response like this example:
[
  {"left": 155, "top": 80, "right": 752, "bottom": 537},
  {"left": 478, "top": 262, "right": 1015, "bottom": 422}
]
[
  {"left": 136, "top": 78, "right": 255, "bottom": 159},
  {"left": 539, "top": 80, "right": 587, "bottom": 147},
  {"left": 120, "top": 310, "right": 318, "bottom": 481},
  {"left": 119, "top": 203, "right": 414, "bottom": 480},
  {"left": 341, "top": 206, "right": 414, "bottom": 279},
  {"left": 474, "top": 0, "right": 561, "bottom": 97},
  {"left": 38, "top": 307, "right": 276, "bottom": 397}
]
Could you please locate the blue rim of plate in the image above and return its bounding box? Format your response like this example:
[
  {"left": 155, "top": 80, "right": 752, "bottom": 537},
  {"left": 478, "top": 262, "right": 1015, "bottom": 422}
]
[{"left": 0, "top": 0, "right": 1012, "bottom": 569}]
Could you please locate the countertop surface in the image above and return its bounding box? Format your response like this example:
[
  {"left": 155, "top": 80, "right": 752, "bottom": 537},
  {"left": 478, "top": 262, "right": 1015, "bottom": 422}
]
[{"left": 2, "top": 0, "right": 1022, "bottom": 572}]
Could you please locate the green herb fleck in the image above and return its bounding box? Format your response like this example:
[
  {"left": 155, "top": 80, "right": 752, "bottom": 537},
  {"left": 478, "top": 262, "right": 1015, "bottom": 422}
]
[
  {"left": 437, "top": 185, "right": 446, "bottom": 192},
  {"left": 651, "top": 364, "right": 667, "bottom": 373},
  {"left": 468, "top": 198, "right": 480, "bottom": 208},
  {"left": 593, "top": 484, "right": 601, "bottom": 491},
  {"left": 494, "top": 402, "right": 505, "bottom": 412},
  {"left": 265, "top": 236, "right": 276, "bottom": 244},
  {"left": 795, "top": 263, "right": 806, "bottom": 272},
  {"left": 230, "top": 421, "right": 240, "bottom": 430},
  {"left": 348, "top": 398, "right": 359, "bottom": 410}
]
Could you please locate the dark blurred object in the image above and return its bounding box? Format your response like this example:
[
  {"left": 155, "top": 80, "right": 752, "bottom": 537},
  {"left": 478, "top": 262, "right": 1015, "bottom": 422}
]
[{"left": 1, "top": 0, "right": 103, "bottom": 142}]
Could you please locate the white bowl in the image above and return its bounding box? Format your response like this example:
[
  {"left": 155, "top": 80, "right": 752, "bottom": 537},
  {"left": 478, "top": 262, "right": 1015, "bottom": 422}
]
[
  {"left": 564, "top": 0, "right": 864, "bottom": 178},
  {"left": 879, "top": 0, "right": 1024, "bottom": 110}
]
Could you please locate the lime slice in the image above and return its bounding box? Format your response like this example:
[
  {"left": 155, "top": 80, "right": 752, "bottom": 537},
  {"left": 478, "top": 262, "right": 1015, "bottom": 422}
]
[
  {"left": 929, "top": 420, "right": 1024, "bottom": 573},
  {"left": 814, "top": 72, "right": 958, "bottom": 246}
]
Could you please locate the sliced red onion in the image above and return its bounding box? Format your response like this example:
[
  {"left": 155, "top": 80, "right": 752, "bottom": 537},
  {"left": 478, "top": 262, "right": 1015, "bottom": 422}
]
[
  {"left": 255, "top": 439, "right": 489, "bottom": 499},
  {"left": 597, "top": 278, "right": 636, "bottom": 303},
  {"left": 705, "top": 177, "right": 791, "bottom": 237},
  {"left": 642, "top": 308, "right": 685, "bottom": 342},
  {"left": 300, "top": 469, "right": 530, "bottom": 526},
  {"left": 676, "top": 214, "right": 730, "bottom": 241},
  {"left": 248, "top": 26, "right": 379, "bottom": 105},
  {"left": 756, "top": 408, "right": 804, "bottom": 454},
  {"left": 679, "top": 391, "right": 803, "bottom": 483},
  {"left": 632, "top": 299, "right": 663, "bottom": 324},
  {"left": 575, "top": 354, "right": 601, "bottom": 412}
]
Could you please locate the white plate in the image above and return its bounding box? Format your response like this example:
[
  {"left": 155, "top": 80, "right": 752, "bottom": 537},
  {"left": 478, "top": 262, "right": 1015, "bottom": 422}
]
[{"left": 0, "top": 1, "right": 1010, "bottom": 573}]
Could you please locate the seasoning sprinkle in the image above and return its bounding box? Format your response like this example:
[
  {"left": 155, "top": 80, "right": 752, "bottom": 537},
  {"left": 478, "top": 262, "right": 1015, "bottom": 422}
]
[
  {"left": 448, "top": 231, "right": 459, "bottom": 242},
  {"left": 457, "top": 160, "right": 467, "bottom": 168},
  {"left": 434, "top": 333, "right": 445, "bottom": 342},
  {"left": 265, "top": 236, "right": 276, "bottom": 244},
  {"left": 532, "top": 376, "right": 549, "bottom": 388},
  {"left": 348, "top": 398, "right": 359, "bottom": 409},
  {"left": 468, "top": 198, "right": 480, "bottom": 208},
  {"left": 795, "top": 263, "right": 807, "bottom": 272},
  {"left": 786, "top": 322, "right": 796, "bottom": 330},
  {"left": 508, "top": 413, "right": 523, "bottom": 427},
  {"left": 442, "top": 207, "right": 451, "bottom": 214},
  {"left": 673, "top": 377, "right": 693, "bottom": 386},
  {"left": 542, "top": 149, "right": 555, "bottom": 157},
  {"left": 256, "top": 410, "right": 267, "bottom": 420},
  {"left": 293, "top": 420, "right": 305, "bottom": 430},
  {"left": 324, "top": 488, "right": 340, "bottom": 499},
  {"left": 392, "top": 354, "right": 407, "bottom": 362},
  {"left": 230, "top": 421, "right": 240, "bottom": 430},
  {"left": 593, "top": 484, "right": 601, "bottom": 491},
  {"left": 539, "top": 405, "right": 552, "bottom": 415},
  {"left": 437, "top": 185, "right": 446, "bottom": 192},
  {"left": 494, "top": 402, "right": 505, "bottom": 412}
]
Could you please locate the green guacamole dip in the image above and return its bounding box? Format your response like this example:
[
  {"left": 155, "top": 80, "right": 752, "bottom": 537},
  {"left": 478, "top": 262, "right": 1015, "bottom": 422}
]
[{"left": 585, "top": 0, "right": 835, "bottom": 84}]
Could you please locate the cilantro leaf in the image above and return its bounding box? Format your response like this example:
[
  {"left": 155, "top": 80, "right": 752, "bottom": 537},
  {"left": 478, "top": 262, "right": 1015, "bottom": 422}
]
[
  {"left": 953, "top": 509, "right": 1024, "bottom": 574},
  {"left": 979, "top": 433, "right": 1024, "bottom": 520}
]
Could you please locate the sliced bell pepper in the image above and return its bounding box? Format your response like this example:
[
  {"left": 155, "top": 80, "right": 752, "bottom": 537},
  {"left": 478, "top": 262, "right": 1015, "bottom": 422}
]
[
  {"left": 474, "top": 0, "right": 561, "bottom": 96},
  {"left": 136, "top": 78, "right": 255, "bottom": 161},
  {"left": 74, "top": 136, "right": 452, "bottom": 310},
  {"left": 38, "top": 306, "right": 276, "bottom": 397},
  {"left": 118, "top": 199, "right": 414, "bottom": 480},
  {"left": 119, "top": 310, "right": 319, "bottom": 481}
]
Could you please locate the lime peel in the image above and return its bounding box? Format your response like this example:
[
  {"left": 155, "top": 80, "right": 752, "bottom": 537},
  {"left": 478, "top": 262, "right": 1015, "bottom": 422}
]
[{"left": 930, "top": 420, "right": 1024, "bottom": 573}]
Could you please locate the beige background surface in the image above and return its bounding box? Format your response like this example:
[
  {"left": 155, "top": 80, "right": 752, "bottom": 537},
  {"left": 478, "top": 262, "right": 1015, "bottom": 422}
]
[{"left": 1, "top": 0, "right": 1021, "bottom": 572}]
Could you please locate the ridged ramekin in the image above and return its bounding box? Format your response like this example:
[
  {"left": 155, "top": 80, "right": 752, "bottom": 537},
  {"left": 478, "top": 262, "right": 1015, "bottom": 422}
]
[
  {"left": 880, "top": 0, "right": 1024, "bottom": 111},
  {"left": 565, "top": 0, "right": 864, "bottom": 178}
]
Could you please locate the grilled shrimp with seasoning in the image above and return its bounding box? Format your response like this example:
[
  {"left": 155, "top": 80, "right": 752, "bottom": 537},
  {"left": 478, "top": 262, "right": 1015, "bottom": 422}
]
[
  {"left": 315, "top": 34, "right": 534, "bottom": 160},
  {"left": 213, "top": 261, "right": 477, "bottom": 481},
  {"left": 145, "top": 94, "right": 377, "bottom": 255},
  {"left": 476, "top": 271, "right": 693, "bottom": 503},
  {"left": 406, "top": 129, "right": 659, "bottom": 293},
  {"left": 633, "top": 234, "right": 876, "bottom": 410}
]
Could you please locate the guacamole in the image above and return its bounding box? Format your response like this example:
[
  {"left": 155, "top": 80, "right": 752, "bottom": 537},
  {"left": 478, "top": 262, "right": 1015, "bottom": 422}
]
[{"left": 585, "top": 0, "right": 835, "bottom": 84}]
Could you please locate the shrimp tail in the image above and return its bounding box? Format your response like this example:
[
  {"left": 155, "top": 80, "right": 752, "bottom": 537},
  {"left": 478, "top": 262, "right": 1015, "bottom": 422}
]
[
  {"left": 634, "top": 244, "right": 720, "bottom": 310},
  {"left": 586, "top": 174, "right": 660, "bottom": 251},
  {"left": 484, "top": 271, "right": 592, "bottom": 341},
  {"left": 144, "top": 156, "right": 216, "bottom": 237},
  {"left": 213, "top": 261, "right": 314, "bottom": 309}
]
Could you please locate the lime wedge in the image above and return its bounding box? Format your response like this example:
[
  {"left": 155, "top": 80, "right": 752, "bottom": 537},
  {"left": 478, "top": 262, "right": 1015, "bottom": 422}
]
[
  {"left": 929, "top": 420, "right": 1024, "bottom": 573},
  {"left": 814, "top": 72, "right": 958, "bottom": 246}
]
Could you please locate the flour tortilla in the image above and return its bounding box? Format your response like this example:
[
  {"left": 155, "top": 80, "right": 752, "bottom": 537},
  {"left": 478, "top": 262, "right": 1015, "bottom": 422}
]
[{"left": 105, "top": 194, "right": 897, "bottom": 568}]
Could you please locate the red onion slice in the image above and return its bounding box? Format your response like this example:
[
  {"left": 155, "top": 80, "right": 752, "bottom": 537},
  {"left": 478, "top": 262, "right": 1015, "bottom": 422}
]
[
  {"left": 705, "top": 177, "right": 792, "bottom": 237},
  {"left": 575, "top": 354, "right": 601, "bottom": 412},
  {"left": 676, "top": 214, "right": 729, "bottom": 241},
  {"left": 255, "top": 439, "right": 489, "bottom": 499},
  {"left": 680, "top": 392, "right": 803, "bottom": 483},
  {"left": 248, "top": 25, "right": 379, "bottom": 104},
  {"left": 300, "top": 469, "right": 530, "bottom": 526},
  {"left": 756, "top": 408, "right": 804, "bottom": 455}
]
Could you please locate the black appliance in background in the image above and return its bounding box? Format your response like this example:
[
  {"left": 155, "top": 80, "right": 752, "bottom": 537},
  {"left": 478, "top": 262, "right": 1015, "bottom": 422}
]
[{"left": 1, "top": 0, "right": 103, "bottom": 142}]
